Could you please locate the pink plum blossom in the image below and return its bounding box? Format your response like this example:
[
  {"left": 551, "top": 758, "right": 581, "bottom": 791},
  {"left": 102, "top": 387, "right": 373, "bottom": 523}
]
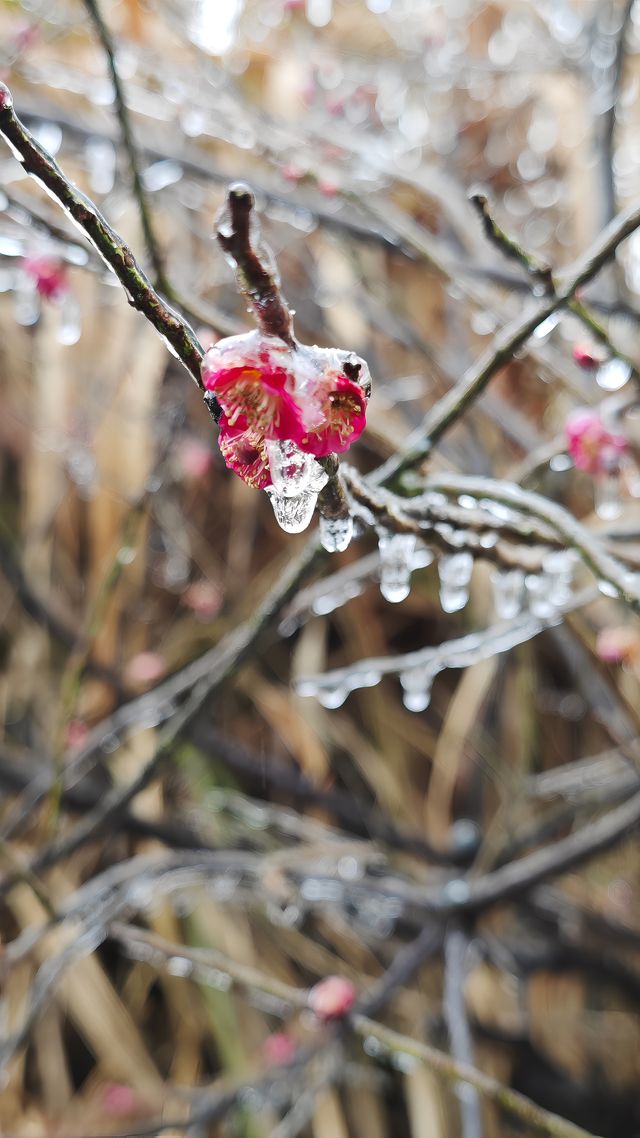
[
  {"left": 565, "top": 409, "right": 627, "bottom": 475},
  {"left": 23, "top": 255, "right": 68, "bottom": 300},
  {"left": 308, "top": 975, "right": 356, "bottom": 1021}
]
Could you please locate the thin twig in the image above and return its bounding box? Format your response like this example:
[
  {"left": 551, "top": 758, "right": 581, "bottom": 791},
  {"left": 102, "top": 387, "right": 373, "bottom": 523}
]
[
  {"left": 443, "top": 922, "right": 483, "bottom": 1138},
  {"left": 0, "top": 84, "right": 207, "bottom": 394},
  {"left": 82, "top": 0, "right": 168, "bottom": 291}
]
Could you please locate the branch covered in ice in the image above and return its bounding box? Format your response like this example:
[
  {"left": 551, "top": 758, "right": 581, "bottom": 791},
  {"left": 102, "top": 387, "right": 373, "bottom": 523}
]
[{"left": 297, "top": 588, "right": 595, "bottom": 712}]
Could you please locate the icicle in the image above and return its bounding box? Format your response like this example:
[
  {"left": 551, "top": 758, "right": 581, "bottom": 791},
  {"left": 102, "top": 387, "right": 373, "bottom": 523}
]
[
  {"left": 399, "top": 665, "right": 438, "bottom": 713},
  {"left": 56, "top": 291, "right": 81, "bottom": 345},
  {"left": 533, "top": 312, "right": 560, "bottom": 340},
  {"left": 317, "top": 684, "right": 349, "bottom": 709},
  {"left": 85, "top": 136, "right": 116, "bottom": 194},
  {"left": 267, "top": 488, "right": 318, "bottom": 533},
  {"left": 438, "top": 551, "right": 473, "bottom": 613},
  {"left": 13, "top": 269, "right": 40, "bottom": 326},
  {"left": 266, "top": 438, "right": 316, "bottom": 497},
  {"left": 524, "top": 573, "right": 556, "bottom": 618},
  {"left": 378, "top": 531, "right": 416, "bottom": 603},
  {"left": 595, "top": 466, "right": 623, "bottom": 519},
  {"left": 596, "top": 358, "right": 631, "bottom": 391},
  {"left": 491, "top": 568, "right": 525, "bottom": 619},
  {"left": 319, "top": 513, "right": 353, "bottom": 553},
  {"left": 542, "top": 550, "right": 576, "bottom": 606}
]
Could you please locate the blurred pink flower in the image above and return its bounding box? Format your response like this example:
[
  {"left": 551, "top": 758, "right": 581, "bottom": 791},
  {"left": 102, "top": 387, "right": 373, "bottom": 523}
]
[
  {"left": 572, "top": 343, "right": 604, "bottom": 369},
  {"left": 308, "top": 975, "right": 356, "bottom": 1022},
  {"left": 102, "top": 1084, "right": 138, "bottom": 1117},
  {"left": 263, "top": 1031, "right": 297, "bottom": 1065},
  {"left": 182, "top": 579, "right": 223, "bottom": 621},
  {"left": 124, "top": 651, "right": 167, "bottom": 690},
  {"left": 596, "top": 626, "right": 640, "bottom": 666},
  {"left": 177, "top": 438, "right": 214, "bottom": 480},
  {"left": 23, "top": 255, "right": 68, "bottom": 300},
  {"left": 565, "top": 409, "right": 627, "bottom": 475}
]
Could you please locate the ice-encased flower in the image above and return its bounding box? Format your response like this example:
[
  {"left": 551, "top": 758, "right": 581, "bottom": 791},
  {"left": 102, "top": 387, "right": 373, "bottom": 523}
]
[
  {"left": 202, "top": 331, "right": 302, "bottom": 442},
  {"left": 201, "top": 332, "right": 370, "bottom": 490}
]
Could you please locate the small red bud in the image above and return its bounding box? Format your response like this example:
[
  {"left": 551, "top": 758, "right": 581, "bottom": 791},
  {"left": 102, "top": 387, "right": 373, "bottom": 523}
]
[{"left": 308, "top": 976, "right": 356, "bottom": 1021}]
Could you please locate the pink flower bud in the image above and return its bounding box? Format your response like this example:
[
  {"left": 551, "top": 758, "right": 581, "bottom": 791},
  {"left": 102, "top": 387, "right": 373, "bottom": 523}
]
[
  {"left": 565, "top": 408, "right": 627, "bottom": 475},
  {"left": 23, "top": 255, "right": 68, "bottom": 300},
  {"left": 124, "top": 651, "right": 167, "bottom": 690},
  {"left": 572, "top": 343, "right": 604, "bottom": 369},
  {"left": 181, "top": 580, "right": 223, "bottom": 621},
  {"left": 308, "top": 976, "right": 356, "bottom": 1022},
  {"left": 177, "top": 438, "right": 214, "bottom": 480},
  {"left": 263, "top": 1031, "right": 297, "bottom": 1065},
  {"left": 596, "top": 626, "right": 640, "bottom": 666}
]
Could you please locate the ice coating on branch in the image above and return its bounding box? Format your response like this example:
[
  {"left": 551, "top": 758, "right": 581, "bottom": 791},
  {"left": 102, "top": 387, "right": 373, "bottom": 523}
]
[
  {"left": 438, "top": 551, "right": 473, "bottom": 613},
  {"left": 491, "top": 568, "right": 525, "bottom": 620},
  {"left": 319, "top": 513, "right": 354, "bottom": 552},
  {"left": 377, "top": 531, "right": 416, "bottom": 602}
]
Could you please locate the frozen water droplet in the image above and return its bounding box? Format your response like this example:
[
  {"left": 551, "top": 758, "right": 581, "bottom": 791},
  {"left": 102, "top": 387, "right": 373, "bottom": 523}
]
[
  {"left": 595, "top": 468, "right": 623, "bottom": 519},
  {"left": 14, "top": 270, "right": 40, "bottom": 326},
  {"left": 85, "top": 136, "right": 116, "bottom": 194},
  {"left": 438, "top": 551, "right": 473, "bottom": 613},
  {"left": 317, "top": 684, "right": 349, "bottom": 709},
  {"left": 267, "top": 488, "right": 318, "bottom": 533},
  {"left": 491, "top": 568, "right": 525, "bottom": 619},
  {"left": 533, "top": 311, "right": 560, "bottom": 340},
  {"left": 525, "top": 573, "right": 556, "bottom": 617},
  {"left": 400, "top": 666, "right": 436, "bottom": 712},
  {"left": 319, "top": 513, "right": 353, "bottom": 552},
  {"left": 56, "top": 291, "right": 81, "bottom": 345},
  {"left": 550, "top": 453, "right": 573, "bottom": 472},
  {"left": 542, "top": 550, "right": 576, "bottom": 606},
  {"left": 598, "top": 579, "right": 618, "bottom": 598},
  {"left": 596, "top": 358, "right": 631, "bottom": 391},
  {"left": 378, "top": 531, "right": 416, "bottom": 602}
]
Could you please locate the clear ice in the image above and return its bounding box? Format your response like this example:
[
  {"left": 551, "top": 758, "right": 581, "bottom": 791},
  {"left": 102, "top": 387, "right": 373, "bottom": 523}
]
[
  {"left": 319, "top": 513, "right": 354, "bottom": 553},
  {"left": 438, "top": 551, "right": 473, "bottom": 613},
  {"left": 491, "top": 568, "right": 525, "bottom": 620},
  {"left": 378, "top": 531, "right": 416, "bottom": 603},
  {"left": 267, "top": 487, "right": 318, "bottom": 534}
]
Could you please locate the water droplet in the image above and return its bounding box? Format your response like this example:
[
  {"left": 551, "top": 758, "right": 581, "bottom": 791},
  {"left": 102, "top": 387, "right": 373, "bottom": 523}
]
[
  {"left": 267, "top": 488, "right": 318, "bottom": 533},
  {"left": 491, "top": 568, "right": 525, "bottom": 619},
  {"left": 317, "top": 684, "right": 349, "bottom": 709},
  {"left": 266, "top": 439, "right": 316, "bottom": 497},
  {"left": 13, "top": 270, "right": 40, "bottom": 326},
  {"left": 542, "top": 550, "right": 576, "bottom": 606},
  {"left": 598, "top": 579, "right": 618, "bottom": 598},
  {"left": 442, "top": 878, "right": 471, "bottom": 905},
  {"left": 595, "top": 468, "right": 623, "bottom": 519},
  {"left": 533, "top": 311, "right": 560, "bottom": 340},
  {"left": 438, "top": 551, "right": 473, "bottom": 613},
  {"left": 550, "top": 453, "right": 573, "bottom": 472},
  {"left": 319, "top": 513, "right": 353, "bottom": 552},
  {"left": 56, "top": 291, "right": 81, "bottom": 345},
  {"left": 525, "top": 573, "right": 557, "bottom": 618},
  {"left": 399, "top": 666, "right": 437, "bottom": 712},
  {"left": 167, "top": 955, "right": 193, "bottom": 977},
  {"left": 596, "top": 358, "right": 631, "bottom": 391},
  {"left": 378, "top": 531, "right": 416, "bottom": 602}
]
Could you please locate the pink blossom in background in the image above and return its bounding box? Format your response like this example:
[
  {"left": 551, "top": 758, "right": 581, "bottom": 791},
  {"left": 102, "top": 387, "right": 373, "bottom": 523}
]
[
  {"left": 263, "top": 1031, "right": 297, "bottom": 1065},
  {"left": 124, "top": 651, "right": 167, "bottom": 690},
  {"left": 177, "top": 438, "right": 214, "bottom": 480},
  {"left": 596, "top": 626, "right": 640, "bottom": 666},
  {"left": 23, "top": 255, "right": 68, "bottom": 300},
  {"left": 572, "top": 343, "right": 605, "bottom": 369},
  {"left": 308, "top": 975, "right": 356, "bottom": 1021},
  {"left": 182, "top": 579, "right": 223, "bottom": 621},
  {"left": 565, "top": 408, "right": 627, "bottom": 475}
]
